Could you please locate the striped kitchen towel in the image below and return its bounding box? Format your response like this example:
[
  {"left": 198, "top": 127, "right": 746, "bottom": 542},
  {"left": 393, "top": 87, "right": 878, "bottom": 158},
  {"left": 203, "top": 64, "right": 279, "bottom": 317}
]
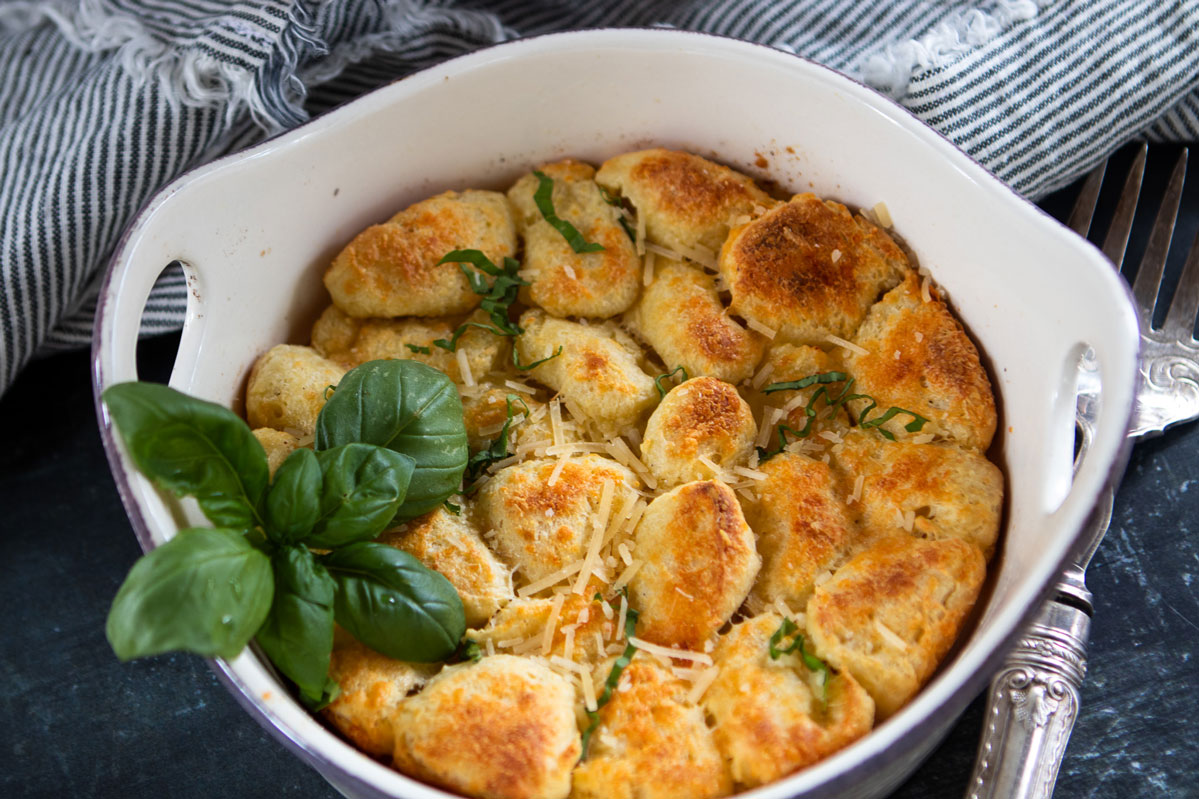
[{"left": 2, "top": 0, "right": 1198, "bottom": 395}]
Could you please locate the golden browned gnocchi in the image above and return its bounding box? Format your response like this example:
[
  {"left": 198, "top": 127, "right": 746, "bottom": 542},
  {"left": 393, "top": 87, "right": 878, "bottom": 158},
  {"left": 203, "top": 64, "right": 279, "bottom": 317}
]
[
  {"left": 248, "top": 147, "right": 1003, "bottom": 799},
  {"left": 624, "top": 258, "right": 766, "bottom": 384},
  {"left": 629, "top": 480, "right": 760, "bottom": 649},
  {"left": 392, "top": 656, "right": 580, "bottom": 799},
  {"left": 324, "top": 189, "right": 517, "bottom": 318},
  {"left": 640, "top": 376, "right": 756, "bottom": 488},
  {"left": 245, "top": 344, "right": 345, "bottom": 437},
  {"left": 704, "top": 613, "right": 874, "bottom": 786},
  {"left": 508, "top": 160, "right": 641, "bottom": 319},
  {"left": 379, "top": 506, "right": 514, "bottom": 628},
  {"left": 514, "top": 311, "right": 656, "bottom": 433}
]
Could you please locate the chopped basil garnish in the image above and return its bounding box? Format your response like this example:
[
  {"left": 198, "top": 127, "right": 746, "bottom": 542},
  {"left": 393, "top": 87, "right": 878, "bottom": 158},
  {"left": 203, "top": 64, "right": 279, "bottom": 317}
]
[
  {"left": 762, "top": 371, "right": 849, "bottom": 394},
  {"left": 459, "top": 639, "right": 483, "bottom": 663},
  {"left": 654, "top": 365, "right": 689, "bottom": 398},
  {"left": 513, "top": 345, "right": 563, "bottom": 371},
  {"left": 405, "top": 343, "right": 432, "bottom": 355},
  {"left": 768, "top": 617, "right": 830, "bottom": 705},
  {"left": 533, "top": 170, "right": 605, "bottom": 254},
  {"left": 757, "top": 371, "right": 928, "bottom": 459},
  {"left": 433, "top": 320, "right": 506, "bottom": 353},
  {"left": 580, "top": 603, "right": 640, "bottom": 761},
  {"left": 463, "top": 394, "right": 529, "bottom": 491},
  {"left": 438, "top": 249, "right": 529, "bottom": 344}
]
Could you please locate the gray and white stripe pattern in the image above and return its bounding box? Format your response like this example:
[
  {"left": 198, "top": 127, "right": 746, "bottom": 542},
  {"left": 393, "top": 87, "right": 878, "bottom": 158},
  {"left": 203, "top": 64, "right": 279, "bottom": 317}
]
[{"left": 2, "top": 0, "right": 1198, "bottom": 394}]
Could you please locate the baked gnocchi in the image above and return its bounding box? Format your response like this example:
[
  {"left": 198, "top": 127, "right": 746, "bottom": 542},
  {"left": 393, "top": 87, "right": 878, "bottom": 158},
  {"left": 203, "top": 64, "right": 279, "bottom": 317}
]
[{"left": 245, "top": 150, "right": 1002, "bottom": 799}]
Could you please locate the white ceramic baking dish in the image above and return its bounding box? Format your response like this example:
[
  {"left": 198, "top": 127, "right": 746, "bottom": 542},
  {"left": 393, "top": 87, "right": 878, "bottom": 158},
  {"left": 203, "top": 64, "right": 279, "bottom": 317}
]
[{"left": 92, "top": 28, "right": 1139, "bottom": 799}]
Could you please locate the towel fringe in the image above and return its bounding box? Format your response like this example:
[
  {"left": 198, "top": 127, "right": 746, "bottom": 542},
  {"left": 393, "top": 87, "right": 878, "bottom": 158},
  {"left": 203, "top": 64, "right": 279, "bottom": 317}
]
[
  {"left": 861, "top": 0, "right": 1056, "bottom": 99},
  {"left": 0, "top": 0, "right": 328, "bottom": 133}
]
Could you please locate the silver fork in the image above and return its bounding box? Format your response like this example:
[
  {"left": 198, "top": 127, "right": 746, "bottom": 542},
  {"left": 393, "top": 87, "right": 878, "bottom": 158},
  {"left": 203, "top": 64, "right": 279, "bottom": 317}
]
[{"left": 968, "top": 143, "right": 1199, "bottom": 799}]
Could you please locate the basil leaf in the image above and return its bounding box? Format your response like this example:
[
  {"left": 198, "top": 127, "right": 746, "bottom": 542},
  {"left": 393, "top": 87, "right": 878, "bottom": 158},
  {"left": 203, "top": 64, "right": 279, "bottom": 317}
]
[
  {"left": 305, "top": 443, "right": 415, "bottom": 548},
  {"left": 264, "top": 448, "right": 322, "bottom": 544},
  {"left": 256, "top": 547, "right": 339, "bottom": 707},
  {"left": 323, "top": 542, "right": 465, "bottom": 662},
  {"left": 314, "top": 360, "right": 468, "bottom": 521},
  {"left": 103, "top": 382, "right": 269, "bottom": 530},
  {"left": 106, "top": 527, "right": 273, "bottom": 661},
  {"left": 533, "top": 170, "right": 605, "bottom": 253}
]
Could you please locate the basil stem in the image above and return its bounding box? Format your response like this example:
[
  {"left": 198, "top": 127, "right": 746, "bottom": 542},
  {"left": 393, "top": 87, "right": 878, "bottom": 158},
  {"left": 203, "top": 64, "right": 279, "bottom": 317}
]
[
  {"left": 579, "top": 600, "right": 640, "bottom": 761},
  {"left": 533, "top": 170, "right": 605, "bottom": 254},
  {"left": 513, "top": 345, "right": 563, "bottom": 371},
  {"left": 653, "top": 365, "right": 689, "bottom": 398}
]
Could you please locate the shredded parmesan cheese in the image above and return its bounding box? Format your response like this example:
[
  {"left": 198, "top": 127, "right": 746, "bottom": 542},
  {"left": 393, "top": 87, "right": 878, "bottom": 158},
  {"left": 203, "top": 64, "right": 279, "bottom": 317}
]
[
  {"left": 872, "top": 201, "right": 893, "bottom": 228},
  {"left": 751, "top": 362, "right": 774, "bottom": 390},
  {"left": 547, "top": 454, "right": 569, "bottom": 487},
  {"left": 921, "top": 275, "right": 933, "bottom": 303},
  {"left": 517, "top": 560, "right": 585, "bottom": 597},
  {"left": 635, "top": 210, "right": 646, "bottom": 256},
  {"left": 573, "top": 478, "right": 615, "bottom": 593},
  {"left": 831, "top": 248, "right": 842, "bottom": 263},
  {"left": 549, "top": 398, "right": 564, "bottom": 447},
  {"left": 504, "top": 379, "right": 537, "bottom": 395},
  {"left": 541, "top": 593, "right": 567, "bottom": 655},
  {"left": 581, "top": 667, "right": 598, "bottom": 712},
  {"left": 732, "top": 465, "right": 769, "bottom": 481},
  {"left": 687, "top": 666, "right": 721, "bottom": 704},
  {"left": 628, "top": 638, "right": 713, "bottom": 665},
  {"left": 849, "top": 474, "right": 865, "bottom": 504},
  {"left": 914, "top": 331, "right": 924, "bottom": 343},
  {"left": 746, "top": 317, "right": 777, "bottom": 339},
  {"left": 643, "top": 249, "right": 656, "bottom": 287},
  {"left": 875, "top": 618, "right": 908, "bottom": 650},
  {"left": 825, "top": 333, "right": 869, "bottom": 357},
  {"left": 456, "top": 348, "right": 474, "bottom": 387},
  {"left": 563, "top": 264, "right": 577, "bottom": 280},
  {"left": 612, "top": 560, "right": 643, "bottom": 593}
]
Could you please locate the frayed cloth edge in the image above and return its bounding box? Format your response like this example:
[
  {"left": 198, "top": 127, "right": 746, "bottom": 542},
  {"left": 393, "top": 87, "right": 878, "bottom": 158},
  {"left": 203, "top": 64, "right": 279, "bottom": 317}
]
[
  {"left": 0, "top": 0, "right": 325, "bottom": 133},
  {"left": 861, "top": 0, "right": 1057, "bottom": 99}
]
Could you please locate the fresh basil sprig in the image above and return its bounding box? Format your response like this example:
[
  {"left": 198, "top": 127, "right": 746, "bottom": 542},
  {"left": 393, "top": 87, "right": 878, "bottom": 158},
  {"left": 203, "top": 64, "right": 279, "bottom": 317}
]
[
  {"left": 533, "top": 170, "right": 606, "bottom": 254},
  {"left": 255, "top": 546, "right": 339, "bottom": 707},
  {"left": 768, "top": 617, "right": 830, "bottom": 705},
  {"left": 103, "top": 358, "right": 470, "bottom": 704}
]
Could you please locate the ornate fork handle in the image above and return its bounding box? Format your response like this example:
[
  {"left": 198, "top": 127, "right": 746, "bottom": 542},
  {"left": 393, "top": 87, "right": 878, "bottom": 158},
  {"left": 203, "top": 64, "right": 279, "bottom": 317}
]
[{"left": 967, "top": 600, "right": 1089, "bottom": 799}]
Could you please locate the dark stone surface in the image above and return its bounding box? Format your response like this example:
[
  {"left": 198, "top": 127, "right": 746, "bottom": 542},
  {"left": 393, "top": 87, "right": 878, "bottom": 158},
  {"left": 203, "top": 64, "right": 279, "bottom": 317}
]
[{"left": 2, "top": 143, "right": 1197, "bottom": 797}]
